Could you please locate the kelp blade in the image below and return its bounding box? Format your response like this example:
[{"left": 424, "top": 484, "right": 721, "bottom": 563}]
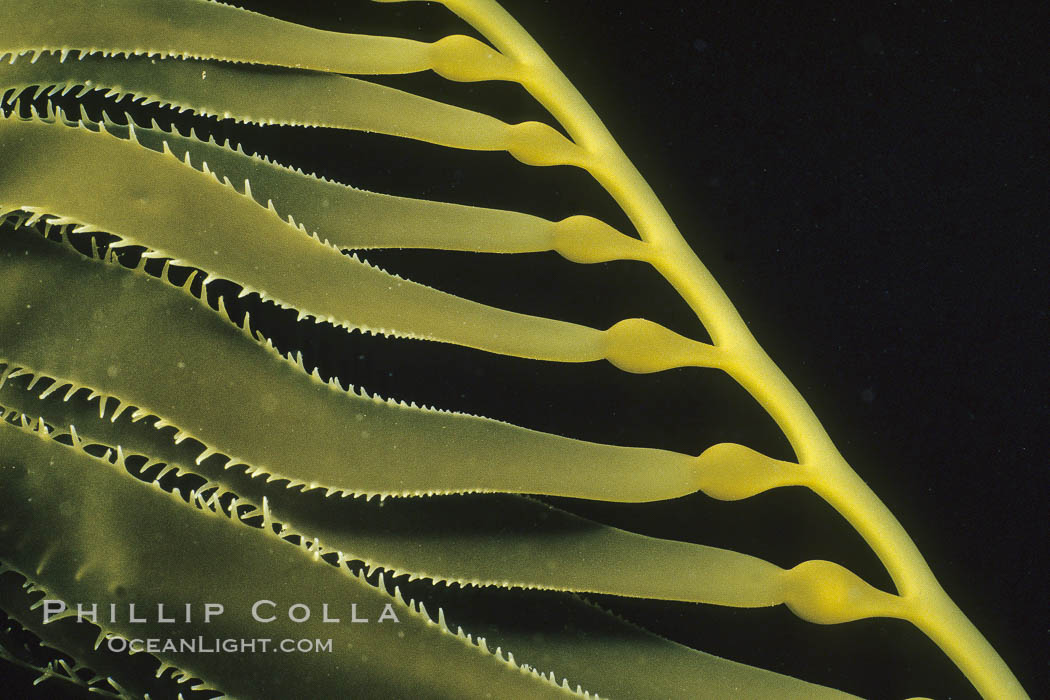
[
  {"left": 0, "top": 114, "right": 612, "bottom": 364},
  {"left": 0, "top": 51, "right": 570, "bottom": 158},
  {"left": 0, "top": 225, "right": 702, "bottom": 501},
  {"left": 0, "top": 416, "right": 859, "bottom": 699},
  {"left": 2, "top": 0, "right": 517, "bottom": 79},
  {"left": 0, "top": 417, "right": 584, "bottom": 699},
  {"left": 1, "top": 362, "right": 788, "bottom": 609},
  {"left": 90, "top": 117, "right": 640, "bottom": 260}
]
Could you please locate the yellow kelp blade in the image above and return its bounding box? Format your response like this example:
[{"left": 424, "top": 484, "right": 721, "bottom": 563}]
[
  {"left": 409, "top": 583, "right": 861, "bottom": 700},
  {"left": 0, "top": 418, "right": 585, "bottom": 699},
  {"left": 0, "top": 51, "right": 580, "bottom": 165},
  {"left": 90, "top": 115, "right": 644, "bottom": 261},
  {"left": 0, "top": 378, "right": 791, "bottom": 609},
  {"left": 0, "top": 114, "right": 608, "bottom": 364},
  {"left": 0, "top": 417, "right": 856, "bottom": 699},
  {"left": 0, "top": 225, "right": 705, "bottom": 502},
  {"left": 0, "top": 113, "right": 714, "bottom": 368},
  {"left": 2, "top": 228, "right": 889, "bottom": 621},
  {"left": 1, "top": 0, "right": 516, "bottom": 80}
]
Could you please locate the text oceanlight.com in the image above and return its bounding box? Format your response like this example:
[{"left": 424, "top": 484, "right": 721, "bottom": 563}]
[
  {"left": 40, "top": 600, "right": 404, "bottom": 655},
  {"left": 107, "top": 637, "right": 334, "bottom": 654}
]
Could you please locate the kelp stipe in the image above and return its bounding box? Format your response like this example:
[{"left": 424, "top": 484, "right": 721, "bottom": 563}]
[{"left": 0, "top": 0, "right": 1035, "bottom": 698}]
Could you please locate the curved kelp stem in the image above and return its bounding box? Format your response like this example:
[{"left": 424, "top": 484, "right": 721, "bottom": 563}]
[{"left": 386, "top": 0, "right": 1027, "bottom": 697}]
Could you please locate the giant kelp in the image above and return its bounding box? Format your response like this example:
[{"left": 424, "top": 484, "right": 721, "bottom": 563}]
[{"left": 0, "top": 0, "right": 1031, "bottom": 698}]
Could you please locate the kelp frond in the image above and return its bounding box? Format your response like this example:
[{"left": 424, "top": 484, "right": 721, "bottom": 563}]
[{"left": 0, "top": 1, "right": 1028, "bottom": 699}]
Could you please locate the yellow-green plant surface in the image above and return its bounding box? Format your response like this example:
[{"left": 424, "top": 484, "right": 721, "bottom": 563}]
[{"left": 0, "top": 0, "right": 1038, "bottom": 698}]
